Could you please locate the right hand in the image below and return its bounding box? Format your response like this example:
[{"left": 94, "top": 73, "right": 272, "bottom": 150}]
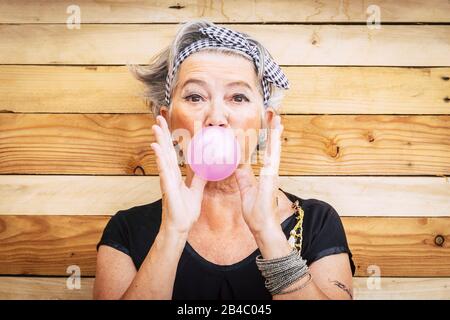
[{"left": 150, "top": 115, "right": 207, "bottom": 235}]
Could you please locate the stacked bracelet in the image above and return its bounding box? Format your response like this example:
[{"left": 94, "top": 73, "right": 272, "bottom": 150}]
[
  {"left": 277, "top": 272, "right": 312, "bottom": 295},
  {"left": 255, "top": 248, "right": 310, "bottom": 295}
]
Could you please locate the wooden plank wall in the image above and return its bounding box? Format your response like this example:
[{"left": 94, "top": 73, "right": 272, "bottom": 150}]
[{"left": 0, "top": 0, "right": 449, "bottom": 299}]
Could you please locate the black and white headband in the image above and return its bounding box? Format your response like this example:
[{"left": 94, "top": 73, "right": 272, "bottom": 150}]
[{"left": 164, "top": 25, "right": 290, "bottom": 108}]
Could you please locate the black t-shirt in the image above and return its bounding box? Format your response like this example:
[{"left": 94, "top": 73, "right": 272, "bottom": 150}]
[{"left": 96, "top": 188, "right": 356, "bottom": 299}]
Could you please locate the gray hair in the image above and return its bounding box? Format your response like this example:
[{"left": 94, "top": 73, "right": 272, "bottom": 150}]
[{"left": 128, "top": 19, "right": 286, "bottom": 120}]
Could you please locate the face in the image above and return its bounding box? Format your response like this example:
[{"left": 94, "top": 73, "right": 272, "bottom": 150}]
[{"left": 160, "top": 51, "right": 274, "bottom": 165}]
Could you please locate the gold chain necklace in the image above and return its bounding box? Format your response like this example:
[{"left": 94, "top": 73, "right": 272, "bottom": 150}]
[{"left": 288, "top": 199, "right": 304, "bottom": 252}]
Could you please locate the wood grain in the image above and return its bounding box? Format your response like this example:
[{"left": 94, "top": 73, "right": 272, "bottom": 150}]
[
  {"left": 0, "top": 216, "right": 448, "bottom": 277},
  {"left": 0, "top": 276, "right": 94, "bottom": 300},
  {"left": 1, "top": 114, "right": 449, "bottom": 175},
  {"left": 0, "top": 276, "right": 449, "bottom": 300},
  {"left": 0, "top": 175, "right": 449, "bottom": 217},
  {"left": 1, "top": 66, "right": 449, "bottom": 114},
  {"left": 1, "top": 0, "right": 449, "bottom": 23},
  {"left": 353, "top": 277, "right": 450, "bottom": 300},
  {"left": 1, "top": 0, "right": 449, "bottom": 301},
  {"left": 0, "top": 215, "right": 106, "bottom": 276},
  {"left": 1, "top": 25, "right": 449, "bottom": 65},
  {"left": 345, "top": 217, "right": 450, "bottom": 277},
  {"left": 0, "top": 66, "right": 145, "bottom": 114}
]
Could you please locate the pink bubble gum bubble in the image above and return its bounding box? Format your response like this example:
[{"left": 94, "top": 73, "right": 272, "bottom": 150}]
[{"left": 187, "top": 126, "right": 241, "bottom": 182}]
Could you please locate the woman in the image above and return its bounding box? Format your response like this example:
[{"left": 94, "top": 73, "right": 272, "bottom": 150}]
[{"left": 94, "top": 19, "right": 356, "bottom": 300}]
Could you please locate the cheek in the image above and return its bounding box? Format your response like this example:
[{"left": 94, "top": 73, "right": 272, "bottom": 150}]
[
  {"left": 230, "top": 104, "right": 261, "bottom": 128},
  {"left": 229, "top": 112, "right": 262, "bottom": 164},
  {"left": 168, "top": 106, "right": 199, "bottom": 153},
  {"left": 170, "top": 105, "right": 198, "bottom": 133}
]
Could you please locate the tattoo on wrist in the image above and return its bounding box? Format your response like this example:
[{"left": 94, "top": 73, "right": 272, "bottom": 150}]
[{"left": 330, "top": 280, "right": 353, "bottom": 299}]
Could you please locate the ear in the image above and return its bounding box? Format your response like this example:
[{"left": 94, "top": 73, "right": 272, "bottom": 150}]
[
  {"left": 264, "top": 107, "right": 276, "bottom": 127},
  {"left": 159, "top": 106, "right": 170, "bottom": 127}
]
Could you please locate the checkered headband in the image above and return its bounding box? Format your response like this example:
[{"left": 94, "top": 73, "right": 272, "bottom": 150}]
[{"left": 164, "top": 25, "right": 290, "bottom": 108}]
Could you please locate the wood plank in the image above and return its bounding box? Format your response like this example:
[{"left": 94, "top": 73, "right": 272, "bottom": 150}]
[
  {"left": 1, "top": 66, "right": 449, "bottom": 114},
  {"left": 1, "top": 175, "right": 449, "bottom": 217},
  {"left": 0, "top": 216, "right": 449, "bottom": 277},
  {"left": 346, "top": 217, "right": 450, "bottom": 277},
  {"left": 283, "top": 67, "right": 450, "bottom": 115},
  {"left": 0, "top": 276, "right": 449, "bottom": 300},
  {"left": 0, "top": 66, "right": 145, "bottom": 114},
  {"left": 0, "top": 276, "right": 93, "bottom": 300},
  {"left": 1, "top": 114, "right": 449, "bottom": 175},
  {"left": 1, "top": 0, "right": 449, "bottom": 23},
  {"left": 0, "top": 176, "right": 162, "bottom": 216},
  {"left": 353, "top": 277, "right": 450, "bottom": 300},
  {"left": 1, "top": 25, "right": 449, "bottom": 66},
  {"left": 0, "top": 215, "right": 107, "bottom": 276}
]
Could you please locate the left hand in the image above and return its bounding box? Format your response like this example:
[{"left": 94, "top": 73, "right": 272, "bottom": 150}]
[{"left": 235, "top": 114, "right": 284, "bottom": 236}]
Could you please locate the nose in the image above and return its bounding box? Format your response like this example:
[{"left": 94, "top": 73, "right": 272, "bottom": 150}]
[{"left": 205, "top": 100, "right": 229, "bottom": 127}]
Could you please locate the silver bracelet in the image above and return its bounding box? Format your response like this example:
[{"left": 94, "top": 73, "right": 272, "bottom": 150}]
[
  {"left": 256, "top": 248, "right": 310, "bottom": 295},
  {"left": 277, "top": 272, "right": 313, "bottom": 295}
]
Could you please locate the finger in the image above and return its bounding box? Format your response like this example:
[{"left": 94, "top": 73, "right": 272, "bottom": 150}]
[
  {"left": 156, "top": 115, "right": 179, "bottom": 169},
  {"left": 261, "top": 115, "right": 283, "bottom": 176},
  {"left": 268, "top": 118, "right": 283, "bottom": 174},
  {"left": 155, "top": 115, "right": 172, "bottom": 146},
  {"left": 260, "top": 117, "right": 283, "bottom": 199},
  {"left": 150, "top": 142, "right": 172, "bottom": 192},
  {"left": 152, "top": 124, "right": 171, "bottom": 164},
  {"left": 156, "top": 116, "right": 175, "bottom": 158},
  {"left": 263, "top": 114, "right": 279, "bottom": 163},
  {"left": 152, "top": 119, "right": 184, "bottom": 189}
]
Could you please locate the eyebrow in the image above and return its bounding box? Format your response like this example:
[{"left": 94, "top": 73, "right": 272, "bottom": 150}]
[
  {"left": 180, "top": 78, "right": 254, "bottom": 92},
  {"left": 226, "top": 81, "right": 254, "bottom": 92}
]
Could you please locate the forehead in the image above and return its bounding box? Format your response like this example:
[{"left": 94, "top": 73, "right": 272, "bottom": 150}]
[{"left": 176, "top": 51, "right": 258, "bottom": 86}]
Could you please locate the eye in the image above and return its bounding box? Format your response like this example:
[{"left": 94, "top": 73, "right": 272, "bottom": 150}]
[
  {"left": 184, "top": 94, "right": 204, "bottom": 103},
  {"left": 232, "top": 94, "right": 250, "bottom": 103}
]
